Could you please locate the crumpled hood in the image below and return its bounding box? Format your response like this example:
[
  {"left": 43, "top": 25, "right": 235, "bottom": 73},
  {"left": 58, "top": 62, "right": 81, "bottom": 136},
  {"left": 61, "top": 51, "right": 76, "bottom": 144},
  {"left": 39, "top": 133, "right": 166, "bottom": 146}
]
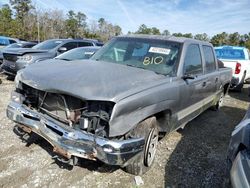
[
  {"left": 3, "top": 48, "right": 48, "bottom": 55},
  {"left": 17, "top": 60, "right": 167, "bottom": 102}
]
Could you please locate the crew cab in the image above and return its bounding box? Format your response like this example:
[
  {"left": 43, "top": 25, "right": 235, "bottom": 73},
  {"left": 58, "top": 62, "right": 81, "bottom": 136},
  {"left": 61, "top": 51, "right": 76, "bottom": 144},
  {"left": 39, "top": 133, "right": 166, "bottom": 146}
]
[
  {"left": 7, "top": 35, "right": 232, "bottom": 175},
  {"left": 1, "top": 38, "right": 101, "bottom": 76},
  {"left": 215, "top": 46, "right": 250, "bottom": 91}
]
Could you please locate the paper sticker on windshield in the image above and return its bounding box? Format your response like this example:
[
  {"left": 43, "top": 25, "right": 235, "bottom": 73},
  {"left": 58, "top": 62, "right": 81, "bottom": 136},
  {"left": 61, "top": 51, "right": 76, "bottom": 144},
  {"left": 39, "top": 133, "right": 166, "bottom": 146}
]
[{"left": 149, "top": 47, "right": 170, "bottom": 55}]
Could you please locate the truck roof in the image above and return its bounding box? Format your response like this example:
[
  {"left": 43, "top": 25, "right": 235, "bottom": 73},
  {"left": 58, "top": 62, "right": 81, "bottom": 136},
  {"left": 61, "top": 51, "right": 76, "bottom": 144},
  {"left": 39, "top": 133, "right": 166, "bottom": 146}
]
[{"left": 118, "top": 34, "right": 212, "bottom": 45}]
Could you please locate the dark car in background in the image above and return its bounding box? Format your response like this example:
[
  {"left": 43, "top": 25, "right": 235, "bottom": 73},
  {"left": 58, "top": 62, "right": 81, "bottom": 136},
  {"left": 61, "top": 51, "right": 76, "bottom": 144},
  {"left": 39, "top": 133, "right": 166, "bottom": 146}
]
[
  {"left": 0, "top": 42, "right": 37, "bottom": 65},
  {"left": 1, "top": 38, "right": 101, "bottom": 76},
  {"left": 228, "top": 106, "right": 250, "bottom": 188},
  {"left": 55, "top": 46, "right": 100, "bottom": 61}
]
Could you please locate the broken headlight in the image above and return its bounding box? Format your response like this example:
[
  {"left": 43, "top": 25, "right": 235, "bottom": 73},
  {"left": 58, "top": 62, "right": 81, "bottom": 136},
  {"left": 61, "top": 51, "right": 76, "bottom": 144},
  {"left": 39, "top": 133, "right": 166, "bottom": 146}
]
[
  {"left": 11, "top": 91, "right": 25, "bottom": 104},
  {"left": 78, "top": 101, "right": 115, "bottom": 138},
  {"left": 18, "top": 54, "right": 33, "bottom": 62}
]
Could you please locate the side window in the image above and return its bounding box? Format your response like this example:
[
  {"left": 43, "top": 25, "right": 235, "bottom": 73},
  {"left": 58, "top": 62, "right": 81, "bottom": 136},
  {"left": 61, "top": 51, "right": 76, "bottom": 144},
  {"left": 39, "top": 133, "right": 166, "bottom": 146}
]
[
  {"left": 9, "top": 39, "right": 17, "bottom": 44},
  {"left": 203, "top": 45, "right": 216, "bottom": 73},
  {"left": 24, "top": 44, "right": 36, "bottom": 48},
  {"left": 96, "top": 42, "right": 103, "bottom": 46},
  {"left": 78, "top": 42, "right": 93, "bottom": 47},
  {"left": 61, "top": 42, "right": 78, "bottom": 51},
  {"left": 183, "top": 44, "right": 203, "bottom": 75}
]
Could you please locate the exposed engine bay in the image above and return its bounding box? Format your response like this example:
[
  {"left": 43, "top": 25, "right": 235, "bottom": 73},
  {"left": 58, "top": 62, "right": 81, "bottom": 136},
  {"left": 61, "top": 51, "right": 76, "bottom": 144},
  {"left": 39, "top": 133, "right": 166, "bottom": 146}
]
[{"left": 17, "top": 82, "right": 114, "bottom": 138}]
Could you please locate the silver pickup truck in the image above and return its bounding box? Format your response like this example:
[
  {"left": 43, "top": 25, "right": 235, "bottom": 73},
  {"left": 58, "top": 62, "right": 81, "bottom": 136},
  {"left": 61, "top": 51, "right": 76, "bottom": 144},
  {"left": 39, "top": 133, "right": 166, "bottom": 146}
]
[{"left": 7, "top": 35, "right": 232, "bottom": 175}]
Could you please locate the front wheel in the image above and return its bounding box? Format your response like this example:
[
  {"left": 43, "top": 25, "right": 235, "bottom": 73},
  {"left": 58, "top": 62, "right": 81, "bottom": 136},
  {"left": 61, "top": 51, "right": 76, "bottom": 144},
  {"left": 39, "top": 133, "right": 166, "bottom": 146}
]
[{"left": 124, "top": 117, "right": 159, "bottom": 175}]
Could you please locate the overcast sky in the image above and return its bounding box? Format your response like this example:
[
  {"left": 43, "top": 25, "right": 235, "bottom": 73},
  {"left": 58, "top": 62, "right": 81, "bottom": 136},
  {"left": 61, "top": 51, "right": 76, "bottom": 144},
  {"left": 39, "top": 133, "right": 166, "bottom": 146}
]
[{"left": 1, "top": 0, "right": 250, "bottom": 36}]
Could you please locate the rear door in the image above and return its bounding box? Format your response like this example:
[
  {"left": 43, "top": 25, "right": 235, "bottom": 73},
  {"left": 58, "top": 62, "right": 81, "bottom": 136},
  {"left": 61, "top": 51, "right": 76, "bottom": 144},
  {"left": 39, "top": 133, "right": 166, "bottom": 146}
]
[{"left": 202, "top": 45, "right": 220, "bottom": 109}]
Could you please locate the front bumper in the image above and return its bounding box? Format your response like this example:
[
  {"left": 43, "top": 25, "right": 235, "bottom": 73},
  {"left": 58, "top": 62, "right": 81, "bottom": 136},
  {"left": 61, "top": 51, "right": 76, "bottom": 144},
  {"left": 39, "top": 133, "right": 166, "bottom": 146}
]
[
  {"left": 230, "top": 151, "right": 250, "bottom": 188},
  {"left": 6, "top": 101, "right": 145, "bottom": 166}
]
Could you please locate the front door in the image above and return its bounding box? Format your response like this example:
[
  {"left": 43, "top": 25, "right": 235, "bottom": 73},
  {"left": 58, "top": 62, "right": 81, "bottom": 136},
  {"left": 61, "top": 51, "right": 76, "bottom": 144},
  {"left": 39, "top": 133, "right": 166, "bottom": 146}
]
[{"left": 177, "top": 44, "right": 206, "bottom": 127}]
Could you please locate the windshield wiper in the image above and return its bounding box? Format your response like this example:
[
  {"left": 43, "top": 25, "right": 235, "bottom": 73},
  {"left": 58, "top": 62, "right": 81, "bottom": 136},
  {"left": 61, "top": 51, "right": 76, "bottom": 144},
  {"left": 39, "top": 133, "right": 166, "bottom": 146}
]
[
  {"left": 57, "top": 58, "right": 70, "bottom": 61},
  {"left": 125, "top": 64, "right": 146, "bottom": 70}
]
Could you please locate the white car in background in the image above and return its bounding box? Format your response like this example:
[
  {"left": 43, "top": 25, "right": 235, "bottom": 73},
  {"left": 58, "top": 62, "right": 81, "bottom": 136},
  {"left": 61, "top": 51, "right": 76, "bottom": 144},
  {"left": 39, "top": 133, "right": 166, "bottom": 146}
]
[{"left": 215, "top": 46, "right": 250, "bottom": 91}]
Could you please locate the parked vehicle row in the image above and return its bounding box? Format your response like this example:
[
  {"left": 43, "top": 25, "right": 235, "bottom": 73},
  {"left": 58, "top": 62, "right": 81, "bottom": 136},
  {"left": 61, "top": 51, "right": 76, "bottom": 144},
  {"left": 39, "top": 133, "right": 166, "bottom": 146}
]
[
  {"left": 0, "top": 38, "right": 101, "bottom": 76},
  {"left": 6, "top": 35, "right": 232, "bottom": 175}
]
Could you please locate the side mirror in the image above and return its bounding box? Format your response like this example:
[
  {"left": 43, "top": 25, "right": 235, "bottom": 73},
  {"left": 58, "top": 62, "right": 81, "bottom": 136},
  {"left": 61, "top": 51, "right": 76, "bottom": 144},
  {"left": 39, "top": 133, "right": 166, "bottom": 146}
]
[
  {"left": 182, "top": 74, "right": 195, "bottom": 80},
  {"left": 58, "top": 47, "right": 67, "bottom": 53}
]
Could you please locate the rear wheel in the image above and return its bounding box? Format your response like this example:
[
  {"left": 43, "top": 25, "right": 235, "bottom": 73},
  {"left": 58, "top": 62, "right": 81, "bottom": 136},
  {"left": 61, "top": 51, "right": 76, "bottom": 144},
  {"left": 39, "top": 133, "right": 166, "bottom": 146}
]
[{"left": 125, "top": 117, "right": 159, "bottom": 175}]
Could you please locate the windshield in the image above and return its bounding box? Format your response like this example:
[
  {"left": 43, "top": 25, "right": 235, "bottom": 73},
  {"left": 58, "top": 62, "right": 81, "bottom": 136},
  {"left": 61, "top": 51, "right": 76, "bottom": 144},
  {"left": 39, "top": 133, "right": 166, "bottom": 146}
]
[
  {"left": 32, "top": 40, "right": 62, "bottom": 50},
  {"left": 56, "top": 47, "right": 98, "bottom": 60},
  {"left": 91, "top": 37, "right": 181, "bottom": 75},
  {"left": 215, "top": 48, "right": 246, "bottom": 60}
]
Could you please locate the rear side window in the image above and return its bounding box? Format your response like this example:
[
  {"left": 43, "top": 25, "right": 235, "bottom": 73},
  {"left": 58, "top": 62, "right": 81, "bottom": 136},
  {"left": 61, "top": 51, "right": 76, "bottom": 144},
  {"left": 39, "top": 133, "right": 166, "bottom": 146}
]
[
  {"left": 61, "top": 42, "right": 78, "bottom": 51},
  {"left": 9, "top": 39, "right": 17, "bottom": 44},
  {"left": 78, "top": 42, "right": 93, "bottom": 47},
  {"left": 96, "top": 42, "right": 103, "bottom": 46},
  {"left": 203, "top": 45, "right": 216, "bottom": 73},
  {"left": 183, "top": 44, "right": 203, "bottom": 75},
  {"left": 24, "top": 43, "right": 36, "bottom": 48}
]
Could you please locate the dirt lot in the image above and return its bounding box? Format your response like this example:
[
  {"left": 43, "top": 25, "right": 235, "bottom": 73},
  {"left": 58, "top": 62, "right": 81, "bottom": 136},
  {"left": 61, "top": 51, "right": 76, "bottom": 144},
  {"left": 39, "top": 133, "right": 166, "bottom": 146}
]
[{"left": 0, "top": 74, "right": 249, "bottom": 188}]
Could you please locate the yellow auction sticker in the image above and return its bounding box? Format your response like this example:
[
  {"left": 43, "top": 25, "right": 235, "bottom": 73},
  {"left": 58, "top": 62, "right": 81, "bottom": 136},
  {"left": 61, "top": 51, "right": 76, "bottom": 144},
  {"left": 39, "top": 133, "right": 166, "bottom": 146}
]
[{"left": 143, "top": 56, "right": 164, "bottom": 65}]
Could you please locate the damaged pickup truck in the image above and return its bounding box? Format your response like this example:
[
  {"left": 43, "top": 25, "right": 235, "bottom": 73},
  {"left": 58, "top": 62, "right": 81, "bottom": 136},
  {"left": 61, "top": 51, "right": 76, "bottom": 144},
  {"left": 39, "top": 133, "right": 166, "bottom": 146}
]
[{"left": 7, "top": 35, "right": 232, "bottom": 175}]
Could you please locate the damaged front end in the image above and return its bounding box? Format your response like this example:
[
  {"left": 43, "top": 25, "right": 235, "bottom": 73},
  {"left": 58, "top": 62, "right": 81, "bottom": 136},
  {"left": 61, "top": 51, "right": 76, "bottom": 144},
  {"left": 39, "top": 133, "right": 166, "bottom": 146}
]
[{"left": 7, "top": 82, "right": 145, "bottom": 167}]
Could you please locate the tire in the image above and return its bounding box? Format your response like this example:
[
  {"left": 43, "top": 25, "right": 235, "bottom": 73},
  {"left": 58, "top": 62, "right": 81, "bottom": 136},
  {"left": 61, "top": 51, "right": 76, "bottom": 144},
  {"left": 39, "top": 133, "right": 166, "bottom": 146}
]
[
  {"left": 125, "top": 117, "right": 159, "bottom": 175},
  {"left": 211, "top": 92, "right": 224, "bottom": 111},
  {"left": 234, "top": 83, "right": 243, "bottom": 92}
]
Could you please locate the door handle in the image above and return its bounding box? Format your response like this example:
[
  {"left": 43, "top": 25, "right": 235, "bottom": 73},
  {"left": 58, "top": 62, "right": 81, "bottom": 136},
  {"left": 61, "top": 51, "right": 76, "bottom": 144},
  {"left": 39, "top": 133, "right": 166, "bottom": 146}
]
[
  {"left": 202, "top": 81, "right": 206, "bottom": 87},
  {"left": 215, "top": 77, "right": 219, "bottom": 83}
]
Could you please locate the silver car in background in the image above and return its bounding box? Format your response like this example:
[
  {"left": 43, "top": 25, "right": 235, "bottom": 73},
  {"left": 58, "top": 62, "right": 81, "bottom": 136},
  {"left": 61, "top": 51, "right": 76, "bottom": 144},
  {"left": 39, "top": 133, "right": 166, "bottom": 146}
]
[
  {"left": 55, "top": 46, "right": 100, "bottom": 61},
  {"left": 228, "top": 105, "right": 250, "bottom": 187}
]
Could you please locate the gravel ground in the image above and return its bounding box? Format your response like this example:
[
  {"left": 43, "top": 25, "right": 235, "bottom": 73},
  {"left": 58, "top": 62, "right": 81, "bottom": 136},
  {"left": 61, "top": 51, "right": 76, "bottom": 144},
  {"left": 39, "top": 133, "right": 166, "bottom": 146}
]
[{"left": 0, "top": 73, "right": 249, "bottom": 188}]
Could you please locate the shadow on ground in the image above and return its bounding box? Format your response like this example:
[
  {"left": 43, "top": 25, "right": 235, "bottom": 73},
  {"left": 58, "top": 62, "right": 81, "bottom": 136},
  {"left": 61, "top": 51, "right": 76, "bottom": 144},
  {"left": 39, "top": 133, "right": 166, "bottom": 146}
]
[
  {"left": 228, "top": 86, "right": 250, "bottom": 103},
  {"left": 164, "top": 105, "right": 246, "bottom": 187}
]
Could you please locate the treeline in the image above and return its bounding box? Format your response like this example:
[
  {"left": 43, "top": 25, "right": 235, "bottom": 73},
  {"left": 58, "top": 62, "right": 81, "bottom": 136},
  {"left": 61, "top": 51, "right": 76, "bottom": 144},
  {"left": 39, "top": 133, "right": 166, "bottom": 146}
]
[
  {"left": 0, "top": 0, "right": 122, "bottom": 42},
  {"left": 0, "top": 0, "right": 250, "bottom": 49},
  {"left": 132, "top": 24, "right": 250, "bottom": 49}
]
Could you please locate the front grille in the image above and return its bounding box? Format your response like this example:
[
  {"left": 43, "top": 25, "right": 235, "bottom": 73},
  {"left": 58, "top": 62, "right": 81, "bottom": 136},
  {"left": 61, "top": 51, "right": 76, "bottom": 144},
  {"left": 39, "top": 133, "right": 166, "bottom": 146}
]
[
  {"left": 18, "top": 82, "right": 110, "bottom": 138},
  {"left": 3, "top": 53, "right": 18, "bottom": 62}
]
